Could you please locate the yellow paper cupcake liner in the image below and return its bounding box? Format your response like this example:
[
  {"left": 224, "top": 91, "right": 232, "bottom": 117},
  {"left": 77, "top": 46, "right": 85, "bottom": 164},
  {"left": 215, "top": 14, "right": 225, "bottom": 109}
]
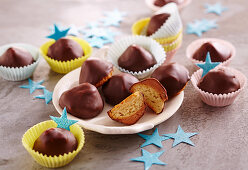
[
  {"left": 132, "top": 18, "right": 182, "bottom": 44},
  {"left": 22, "top": 120, "right": 85, "bottom": 168},
  {"left": 162, "top": 32, "right": 183, "bottom": 52},
  {"left": 40, "top": 36, "right": 92, "bottom": 74}
]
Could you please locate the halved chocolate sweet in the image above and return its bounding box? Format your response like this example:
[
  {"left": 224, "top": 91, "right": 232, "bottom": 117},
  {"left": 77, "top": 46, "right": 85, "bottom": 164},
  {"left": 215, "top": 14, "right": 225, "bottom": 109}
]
[
  {"left": 147, "top": 13, "right": 171, "bottom": 36},
  {"left": 192, "top": 42, "right": 231, "bottom": 62},
  {"left": 47, "top": 37, "right": 84, "bottom": 61},
  {"left": 118, "top": 44, "right": 157, "bottom": 72},
  {"left": 0, "top": 47, "right": 34, "bottom": 67},
  {"left": 198, "top": 68, "right": 240, "bottom": 94}
]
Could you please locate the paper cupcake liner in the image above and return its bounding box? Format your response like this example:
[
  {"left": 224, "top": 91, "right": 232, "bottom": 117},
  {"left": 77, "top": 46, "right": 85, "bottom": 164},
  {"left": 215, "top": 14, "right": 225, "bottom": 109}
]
[
  {"left": 22, "top": 120, "right": 85, "bottom": 168},
  {"left": 0, "top": 43, "right": 40, "bottom": 81},
  {"left": 191, "top": 66, "right": 247, "bottom": 107},
  {"left": 186, "top": 38, "right": 236, "bottom": 68},
  {"left": 162, "top": 31, "right": 182, "bottom": 52},
  {"left": 145, "top": 0, "right": 192, "bottom": 12},
  {"left": 164, "top": 43, "right": 182, "bottom": 64},
  {"left": 40, "top": 36, "right": 92, "bottom": 74},
  {"left": 132, "top": 3, "right": 182, "bottom": 39},
  {"left": 106, "top": 35, "right": 166, "bottom": 79}
]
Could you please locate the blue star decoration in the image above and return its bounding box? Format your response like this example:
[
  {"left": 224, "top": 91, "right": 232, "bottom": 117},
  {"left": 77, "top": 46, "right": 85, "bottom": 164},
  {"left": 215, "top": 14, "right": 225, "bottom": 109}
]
[
  {"left": 163, "top": 125, "right": 198, "bottom": 147},
  {"left": 138, "top": 128, "right": 170, "bottom": 148},
  {"left": 205, "top": 3, "right": 227, "bottom": 16},
  {"left": 35, "top": 88, "right": 53, "bottom": 104},
  {"left": 186, "top": 19, "right": 217, "bottom": 37},
  {"left": 196, "top": 52, "right": 221, "bottom": 77},
  {"left": 101, "top": 9, "right": 127, "bottom": 27},
  {"left": 50, "top": 107, "right": 78, "bottom": 131},
  {"left": 131, "top": 149, "right": 166, "bottom": 170},
  {"left": 47, "top": 24, "right": 70, "bottom": 41},
  {"left": 19, "top": 78, "right": 45, "bottom": 94}
]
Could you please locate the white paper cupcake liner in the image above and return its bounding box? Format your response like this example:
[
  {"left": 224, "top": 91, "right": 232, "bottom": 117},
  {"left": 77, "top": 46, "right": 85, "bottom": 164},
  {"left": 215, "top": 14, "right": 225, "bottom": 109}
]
[
  {"left": 145, "top": 3, "right": 182, "bottom": 39},
  {"left": 186, "top": 38, "right": 236, "bottom": 68},
  {"left": 145, "top": 0, "right": 192, "bottom": 12},
  {"left": 0, "top": 43, "right": 40, "bottom": 81},
  {"left": 106, "top": 35, "right": 166, "bottom": 79},
  {"left": 191, "top": 66, "right": 247, "bottom": 107}
]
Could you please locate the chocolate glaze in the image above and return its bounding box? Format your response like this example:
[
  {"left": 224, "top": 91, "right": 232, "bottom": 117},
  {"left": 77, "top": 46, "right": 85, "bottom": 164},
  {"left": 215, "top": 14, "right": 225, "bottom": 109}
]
[
  {"left": 59, "top": 83, "right": 104, "bottom": 119},
  {"left": 79, "top": 58, "right": 113, "bottom": 87},
  {"left": 102, "top": 73, "right": 139, "bottom": 105},
  {"left": 192, "top": 42, "right": 231, "bottom": 62},
  {"left": 151, "top": 63, "right": 190, "bottom": 97},
  {"left": 0, "top": 47, "right": 34, "bottom": 67},
  {"left": 118, "top": 44, "right": 157, "bottom": 72},
  {"left": 33, "top": 128, "right": 77, "bottom": 156},
  {"left": 47, "top": 37, "right": 84, "bottom": 61},
  {"left": 147, "top": 13, "right": 171, "bottom": 36},
  {"left": 198, "top": 68, "right": 240, "bottom": 94},
  {"left": 154, "top": 0, "right": 178, "bottom": 7}
]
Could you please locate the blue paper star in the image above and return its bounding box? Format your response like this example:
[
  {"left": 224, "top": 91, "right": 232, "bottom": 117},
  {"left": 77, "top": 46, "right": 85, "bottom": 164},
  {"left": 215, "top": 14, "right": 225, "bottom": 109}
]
[
  {"left": 19, "top": 79, "right": 45, "bottom": 94},
  {"left": 205, "top": 3, "right": 227, "bottom": 15},
  {"left": 85, "top": 36, "right": 106, "bottom": 48},
  {"left": 131, "top": 149, "right": 166, "bottom": 170},
  {"left": 186, "top": 19, "right": 217, "bottom": 37},
  {"left": 163, "top": 125, "right": 198, "bottom": 147},
  {"left": 35, "top": 88, "right": 53, "bottom": 104},
  {"left": 85, "top": 22, "right": 99, "bottom": 29},
  {"left": 138, "top": 128, "right": 170, "bottom": 148},
  {"left": 101, "top": 17, "right": 122, "bottom": 27},
  {"left": 50, "top": 107, "right": 78, "bottom": 131},
  {"left": 104, "top": 9, "right": 127, "bottom": 19},
  {"left": 196, "top": 52, "right": 221, "bottom": 77},
  {"left": 83, "top": 27, "right": 109, "bottom": 38},
  {"left": 47, "top": 24, "right": 70, "bottom": 40}
]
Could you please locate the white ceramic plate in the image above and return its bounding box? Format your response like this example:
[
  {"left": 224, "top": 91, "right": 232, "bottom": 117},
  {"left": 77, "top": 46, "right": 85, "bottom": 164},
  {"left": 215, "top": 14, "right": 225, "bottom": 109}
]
[{"left": 52, "top": 66, "right": 184, "bottom": 134}]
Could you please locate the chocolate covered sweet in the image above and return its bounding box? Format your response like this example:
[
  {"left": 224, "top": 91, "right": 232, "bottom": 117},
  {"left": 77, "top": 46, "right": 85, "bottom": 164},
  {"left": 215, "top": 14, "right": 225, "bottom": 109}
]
[
  {"left": 102, "top": 73, "right": 139, "bottom": 105},
  {"left": 33, "top": 128, "right": 77, "bottom": 156},
  {"left": 198, "top": 68, "right": 240, "bottom": 94},
  {"left": 79, "top": 58, "right": 113, "bottom": 87},
  {"left": 192, "top": 42, "right": 231, "bottom": 62},
  {"left": 59, "top": 83, "right": 104, "bottom": 119},
  {"left": 147, "top": 13, "right": 171, "bottom": 36},
  {"left": 47, "top": 37, "right": 84, "bottom": 61},
  {"left": 154, "top": 0, "right": 178, "bottom": 7},
  {"left": 0, "top": 47, "right": 34, "bottom": 67},
  {"left": 118, "top": 44, "right": 157, "bottom": 72},
  {"left": 151, "top": 63, "right": 190, "bottom": 97}
]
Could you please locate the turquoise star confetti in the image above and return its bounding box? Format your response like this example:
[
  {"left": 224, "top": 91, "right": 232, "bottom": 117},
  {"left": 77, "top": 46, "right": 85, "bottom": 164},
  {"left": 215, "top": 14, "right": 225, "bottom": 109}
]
[
  {"left": 101, "top": 9, "right": 127, "bottom": 27},
  {"left": 35, "top": 88, "right": 53, "bottom": 104},
  {"left": 205, "top": 3, "right": 227, "bottom": 16},
  {"left": 131, "top": 149, "right": 166, "bottom": 170},
  {"left": 196, "top": 52, "right": 221, "bottom": 77},
  {"left": 47, "top": 24, "right": 70, "bottom": 40},
  {"left": 104, "top": 9, "right": 127, "bottom": 19},
  {"left": 163, "top": 125, "right": 198, "bottom": 147},
  {"left": 19, "top": 79, "right": 45, "bottom": 94},
  {"left": 68, "top": 24, "right": 81, "bottom": 36},
  {"left": 85, "top": 36, "right": 106, "bottom": 48},
  {"left": 186, "top": 19, "right": 217, "bottom": 37},
  {"left": 50, "top": 107, "right": 78, "bottom": 131},
  {"left": 138, "top": 128, "right": 170, "bottom": 148}
]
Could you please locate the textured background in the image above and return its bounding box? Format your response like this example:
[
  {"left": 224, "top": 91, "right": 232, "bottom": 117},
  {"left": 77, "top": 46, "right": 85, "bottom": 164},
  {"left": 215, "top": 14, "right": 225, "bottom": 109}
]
[{"left": 0, "top": 0, "right": 248, "bottom": 169}]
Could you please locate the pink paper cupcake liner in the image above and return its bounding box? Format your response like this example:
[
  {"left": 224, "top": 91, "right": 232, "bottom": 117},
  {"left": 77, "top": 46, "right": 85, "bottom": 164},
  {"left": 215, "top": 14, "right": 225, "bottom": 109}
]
[
  {"left": 191, "top": 66, "right": 247, "bottom": 107},
  {"left": 145, "top": 0, "right": 192, "bottom": 12},
  {"left": 186, "top": 38, "right": 236, "bottom": 68}
]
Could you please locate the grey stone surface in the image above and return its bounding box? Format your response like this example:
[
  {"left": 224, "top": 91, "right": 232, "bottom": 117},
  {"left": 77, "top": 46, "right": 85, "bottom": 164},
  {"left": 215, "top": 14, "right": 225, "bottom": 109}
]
[{"left": 0, "top": 0, "right": 248, "bottom": 170}]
